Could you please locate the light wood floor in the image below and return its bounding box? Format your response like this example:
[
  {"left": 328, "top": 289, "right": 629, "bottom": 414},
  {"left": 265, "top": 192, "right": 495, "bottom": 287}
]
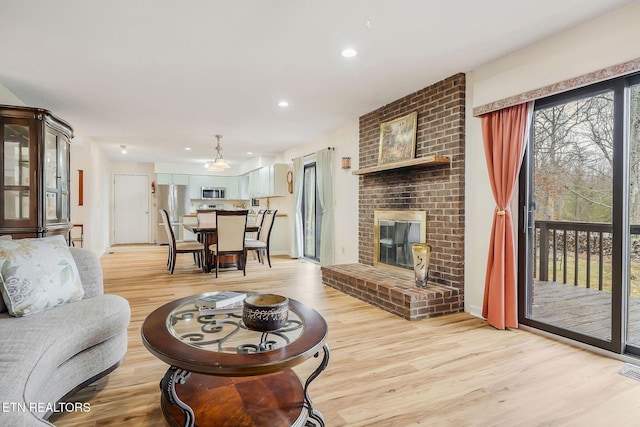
[{"left": 50, "top": 245, "right": 640, "bottom": 427}]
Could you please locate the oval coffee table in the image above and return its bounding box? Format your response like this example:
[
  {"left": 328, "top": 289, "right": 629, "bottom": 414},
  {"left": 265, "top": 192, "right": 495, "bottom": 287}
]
[{"left": 141, "top": 292, "right": 330, "bottom": 427}]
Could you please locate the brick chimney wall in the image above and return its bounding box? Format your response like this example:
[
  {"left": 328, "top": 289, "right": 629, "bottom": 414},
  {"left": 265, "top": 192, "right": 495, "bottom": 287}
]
[{"left": 358, "top": 73, "right": 466, "bottom": 294}]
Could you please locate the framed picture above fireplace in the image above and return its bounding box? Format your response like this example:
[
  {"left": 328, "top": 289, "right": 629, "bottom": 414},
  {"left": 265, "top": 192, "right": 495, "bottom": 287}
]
[{"left": 377, "top": 111, "right": 418, "bottom": 165}]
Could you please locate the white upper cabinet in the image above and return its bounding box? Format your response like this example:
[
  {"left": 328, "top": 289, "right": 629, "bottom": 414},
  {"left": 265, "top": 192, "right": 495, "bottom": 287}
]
[
  {"left": 156, "top": 173, "right": 189, "bottom": 185},
  {"left": 157, "top": 171, "right": 262, "bottom": 200},
  {"left": 270, "top": 164, "right": 289, "bottom": 197},
  {"left": 247, "top": 163, "right": 289, "bottom": 198},
  {"left": 188, "top": 175, "right": 240, "bottom": 199},
  {"left": 172, "top": 174, "right": 190, "bottom": 185},
  {"left": 156, "top": 173, "right": 172, "bottom": 185},
  {"left": 187, "top": 175, "right": 210, "bottom": 199},
  {"left": 239, "top": 174, "right": 250, "bottom": 199}
]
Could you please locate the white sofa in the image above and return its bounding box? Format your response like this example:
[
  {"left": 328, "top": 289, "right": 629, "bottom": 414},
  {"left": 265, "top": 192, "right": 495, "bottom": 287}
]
[{"left": 0, "top": 247, "right": 130, "bottom": 426}]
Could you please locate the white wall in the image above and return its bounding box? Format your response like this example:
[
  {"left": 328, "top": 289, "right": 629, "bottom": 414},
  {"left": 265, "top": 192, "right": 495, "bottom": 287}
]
[
  {"left": 472, "top": 2, "right": 640, "bottom": 110},
  {"left": 77, "top": 138, "right": 112, "bottom": 256},
  {"left": 70, "top": 138, "right": 85, "bottom": 245},
  {"left": 0, "top": 83, "right": 24, "bottom": 106},
  {"left": 277, "top": 121, "right": 360, "bottom": 265},
  {"left": 465, "top": 0, "right": 640, "bottom": 317}
]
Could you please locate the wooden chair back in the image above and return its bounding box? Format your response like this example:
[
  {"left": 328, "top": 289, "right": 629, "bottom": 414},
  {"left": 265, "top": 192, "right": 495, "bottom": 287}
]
[
  {"left": 216, "top": 210, "right": 249, "bottom": 252},
  {"left": 258, "top": 210, "right": 278, "bottom": 244},
  {"left": 197, "top": 210, "right": 217, "bottom": 227},
  {"left": 255, "top": 209, "right": 266, "bottom": 229},
  {"left": 159, "top": 209, "right": 176, "bottom": 248}
]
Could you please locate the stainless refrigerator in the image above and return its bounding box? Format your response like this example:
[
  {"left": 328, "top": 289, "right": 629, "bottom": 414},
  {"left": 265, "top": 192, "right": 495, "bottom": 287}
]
[{"left": 156, "top": 184, "right": 190, "bottom": 244}]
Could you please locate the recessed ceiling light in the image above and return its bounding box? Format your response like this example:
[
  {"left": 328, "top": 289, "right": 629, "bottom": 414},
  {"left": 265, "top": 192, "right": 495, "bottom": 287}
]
[
  {"left": 185, "top": 147, "right": 191, "bottom": 151},
  {"left": 341, "top": 48, "right": 357, "bottom": 58},
  {"left": 278, "top": 100, "right": 289, "bottom": 107},
  {"left": 247, "top": 151, "right": 253, "bottom": 155}
]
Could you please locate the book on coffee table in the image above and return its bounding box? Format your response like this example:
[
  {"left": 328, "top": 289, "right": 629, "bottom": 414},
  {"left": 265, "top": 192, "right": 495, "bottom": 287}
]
[
  {"left": 197, "top": 300, "right": 244, "bottom": 316},
  {"left": 196, "top": 291, "right": 247, "bottom": 309}
]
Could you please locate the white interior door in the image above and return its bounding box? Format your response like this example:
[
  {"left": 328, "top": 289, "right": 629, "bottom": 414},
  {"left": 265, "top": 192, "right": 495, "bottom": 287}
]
[{"left": 114, "top": 174, "right": 150, "bottom": 244}]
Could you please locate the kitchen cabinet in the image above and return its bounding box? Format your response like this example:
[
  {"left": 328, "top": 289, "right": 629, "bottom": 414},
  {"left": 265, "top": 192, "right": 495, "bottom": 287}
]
[
  {"left": 0, "top": 105, "right": 73, "bottom": 240},
  {"left": 269, "top": 164, "right": 289, "bottom": 197},
  {"left": 239, "top": 173, "right": 250, "bottom": 199},
  {"left": 215, "top": 176, "right": 239, "bottom": 199},
  {"left": 188, "top": 175, "right": 210, "bottom": 199},
  {"left": 156, "top": 173, "right": 189, "bottom": 185},
  {"left": 156, "top": 174, "right": 171, "bottom": 185},
  {"left": 172, "top": 174, "right": 189, "bottom": 185},
  {"left": 247, "top": 169, "right": 259, "bottom": 198},
  {"left": 247, "top": 163, "right": 289, "bottom": 198},
  {"left": 188, "top": 175, "right": 241, "bottom": 200}
]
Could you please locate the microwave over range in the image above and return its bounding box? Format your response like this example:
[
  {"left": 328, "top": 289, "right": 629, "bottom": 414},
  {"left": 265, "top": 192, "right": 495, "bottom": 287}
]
[{"left": 201, "top": 187, "right": 226, "bottom": 199}]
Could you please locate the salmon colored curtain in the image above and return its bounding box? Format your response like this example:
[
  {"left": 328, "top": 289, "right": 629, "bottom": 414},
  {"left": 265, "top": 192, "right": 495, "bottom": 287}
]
[{"left": 481, "top": 102, "right": 531, "bottom": 330}]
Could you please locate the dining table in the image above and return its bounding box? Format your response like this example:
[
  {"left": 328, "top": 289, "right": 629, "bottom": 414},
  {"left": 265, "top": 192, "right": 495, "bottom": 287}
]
[{"left": 183, "top": 223, "right": 260, "bottom": 273}]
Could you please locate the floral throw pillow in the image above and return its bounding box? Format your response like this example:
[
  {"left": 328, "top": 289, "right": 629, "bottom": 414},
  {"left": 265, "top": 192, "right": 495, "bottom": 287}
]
[{"left": 0, "top": 235, "right": 84, "bottom": 317}]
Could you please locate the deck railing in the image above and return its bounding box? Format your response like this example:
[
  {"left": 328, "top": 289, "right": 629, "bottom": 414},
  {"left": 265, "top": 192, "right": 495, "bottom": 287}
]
[{"left": 534, "top": 221, "right": 640, "bottom": 290}]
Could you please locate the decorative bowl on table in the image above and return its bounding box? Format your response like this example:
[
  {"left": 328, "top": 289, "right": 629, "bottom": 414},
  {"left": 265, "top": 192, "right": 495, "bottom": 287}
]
[{"left": 242, "top": 294, "right": 289, "bottom": 332}]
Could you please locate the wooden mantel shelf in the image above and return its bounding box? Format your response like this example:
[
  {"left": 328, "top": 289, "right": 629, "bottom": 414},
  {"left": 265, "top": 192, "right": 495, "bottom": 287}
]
[{"left": 351, "top": 155, "right": 451, "bottom": 175}]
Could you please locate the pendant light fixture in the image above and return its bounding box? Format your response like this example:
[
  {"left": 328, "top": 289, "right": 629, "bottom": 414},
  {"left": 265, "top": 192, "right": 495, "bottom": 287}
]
[{"left": 207, "top": 134, "right": 230, "bottom": 171}]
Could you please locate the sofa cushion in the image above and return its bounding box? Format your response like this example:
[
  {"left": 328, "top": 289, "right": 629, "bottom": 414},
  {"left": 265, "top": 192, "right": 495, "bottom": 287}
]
[
  {"left": 0, "top": 293, "right": 130, "bottom": 420},
  {"left": 0, "top": 235, "right": 84, "bottom": 317}
]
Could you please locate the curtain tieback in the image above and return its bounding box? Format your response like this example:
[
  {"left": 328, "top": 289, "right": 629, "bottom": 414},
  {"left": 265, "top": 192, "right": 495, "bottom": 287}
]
[{"left": 496, "top": 207, "right": 508, "bottom": 216}]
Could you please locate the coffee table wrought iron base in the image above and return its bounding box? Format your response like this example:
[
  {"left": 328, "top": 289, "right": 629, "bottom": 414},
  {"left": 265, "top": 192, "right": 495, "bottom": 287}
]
[{"left": 160, "top": 345, "right": 330, "bottom": 427}]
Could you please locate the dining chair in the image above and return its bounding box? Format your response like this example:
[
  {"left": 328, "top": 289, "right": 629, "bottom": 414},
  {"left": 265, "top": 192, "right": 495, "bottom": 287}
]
[
  {"left": 245, "top": 209, "right": 265, "bottom": 259},
  {"left": 159, "top": 209, "right": 205, "bottom": 274},
  {"left": 208, "top": 210, "right": 249, "bottom": 277},
  {"left": 255, "top": 209, "right": 266, "bottom": 232},
  {"left": 70, "top": 223, "right": 84, "bottom": 248},
  {"left": 245, "top": 209, "right": 277, "bottom": 268},
  {"left": 196, "top": 210, "right": 218, "bottom": 270},
  {"left": 197, "top": 210, "right": 217, "bottom": 227}
]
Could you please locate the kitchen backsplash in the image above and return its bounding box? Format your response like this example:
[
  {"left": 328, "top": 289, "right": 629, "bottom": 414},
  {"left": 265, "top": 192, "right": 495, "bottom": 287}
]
[{"left": 189, "top": 197, "right": 288, "bottom": 214}]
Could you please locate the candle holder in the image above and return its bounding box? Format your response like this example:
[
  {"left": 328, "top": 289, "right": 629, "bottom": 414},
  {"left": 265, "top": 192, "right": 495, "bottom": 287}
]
[{"left": 411, "top": 243, "right": 432, "bottom": 288}]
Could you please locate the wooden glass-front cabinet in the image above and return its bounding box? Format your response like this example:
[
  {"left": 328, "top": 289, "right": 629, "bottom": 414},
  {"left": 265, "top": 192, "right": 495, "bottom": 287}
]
[{"left": 0, "top": 105, "right": 73, "bottom": 240}]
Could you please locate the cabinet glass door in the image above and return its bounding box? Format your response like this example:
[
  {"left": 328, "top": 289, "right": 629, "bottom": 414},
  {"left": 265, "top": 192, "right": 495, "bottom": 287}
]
[
  {"left": 58, "top": 136, "right": 69, "bottom": 221},
  {"left": 3, "top": 124, "right": 30, "bottom": 220},
  {"left": 45, "top": 132, "right": 59, "bottom": 221}
]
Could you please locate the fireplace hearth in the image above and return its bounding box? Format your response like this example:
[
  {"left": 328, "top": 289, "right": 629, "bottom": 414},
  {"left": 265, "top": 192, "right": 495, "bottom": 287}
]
[{"left": 321, "top": 263, "right": 461, "bottom": 321}]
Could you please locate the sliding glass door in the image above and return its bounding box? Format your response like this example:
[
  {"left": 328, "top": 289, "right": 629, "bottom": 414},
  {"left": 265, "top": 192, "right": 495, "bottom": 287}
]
[
  {"left": 302, "top": 163, "right": 322, "bottom": 261},
  {"left": 627, "top": 83, "right": 640, "bottom": 350},
  {"left": 520, "top": 74, "right": 640, "bottom": 356}
]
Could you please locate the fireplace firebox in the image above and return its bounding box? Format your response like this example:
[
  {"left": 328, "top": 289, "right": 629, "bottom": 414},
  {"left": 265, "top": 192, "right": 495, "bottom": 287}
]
[{"left": 373, "top": 210, "right": 427, "bottom": 271}]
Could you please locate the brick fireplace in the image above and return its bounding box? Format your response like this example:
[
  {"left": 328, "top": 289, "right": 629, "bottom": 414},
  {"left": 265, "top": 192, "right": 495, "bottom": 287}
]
[{"left": 322, "top": 73, "right": 465, "bottom": 320}]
